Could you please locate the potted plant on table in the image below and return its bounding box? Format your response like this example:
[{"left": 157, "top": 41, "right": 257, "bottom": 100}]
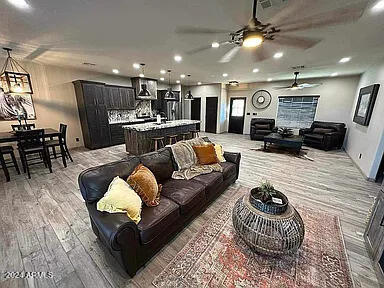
[
  {"left": 249, "top": 180, "right": 288, "bottom": 215},
  {"left": 278, "top": 127, "right": 294, "bottom": 138}
]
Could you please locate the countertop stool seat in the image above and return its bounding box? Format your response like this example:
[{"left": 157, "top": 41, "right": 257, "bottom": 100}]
[
  {"left": 152, "top": 137, "right": 165, "bottom": 151},
  {"left": 167, "top": 134, "right": 178, "bottom": 145},
  {"left": 190, "top": 129, "right": 200, "bottom": 138},
  {"left": 0, "top": 146, "right": 20, "bottom": 182},
  {"left": 181, "top": 132, "right": 191, "bottom": 141}
]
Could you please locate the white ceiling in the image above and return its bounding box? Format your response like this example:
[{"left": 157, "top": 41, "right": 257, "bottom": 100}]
[{"left": 0, "top": 0, "right": 384, "bottom": 84}]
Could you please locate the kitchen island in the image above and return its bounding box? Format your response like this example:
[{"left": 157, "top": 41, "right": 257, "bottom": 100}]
[{"left": 123, "top": 119, "right": 200, "bottom": 155}]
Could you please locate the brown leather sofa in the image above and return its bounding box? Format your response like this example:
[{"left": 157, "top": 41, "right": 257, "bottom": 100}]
[
  {"left": 299, "top": 121, "right": 347, "bottom": 150},
  {"left": 78, "top": 146, "right": 241, "bottom": 277},
  {"left": 250, "top": 118, "right": 277, "bottom": 140}
]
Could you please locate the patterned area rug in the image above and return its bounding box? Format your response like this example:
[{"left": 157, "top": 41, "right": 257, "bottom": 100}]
[{"left": 153, "top": 187, "right": 355, "bottom": 288}]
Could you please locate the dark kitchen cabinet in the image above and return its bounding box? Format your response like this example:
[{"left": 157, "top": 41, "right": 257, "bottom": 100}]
[
  {"left": 73, "top": 80, "right": 111, "bottom": 149},
  {"left": 105, "top": 85, "right": 135, "bottom": 110},
  {"left": 365, "top": 182, "right": 384, "bottom": 285}
]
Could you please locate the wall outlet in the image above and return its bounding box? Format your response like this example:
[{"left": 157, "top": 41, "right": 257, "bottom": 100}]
[
  {"left": 359, "top": 153, "right": 362, "bottom": 159},
  {"left": 76, "top": 138, "right": 80, "bottom": 142},
  {"left": 246, "top": 112, "right": 250, "bottom": 115},
  {"left": 253, "top": 112, "right": 257, "bottom": 116}
]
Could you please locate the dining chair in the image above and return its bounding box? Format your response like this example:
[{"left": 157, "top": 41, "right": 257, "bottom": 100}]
[
  {"left": 0, "top": 145, "right": 20, "bottom": 182},
  {"left": 11, "top": 123, "right": 36, "bottom": 131},
  {"left": 16, "top": 129, "right": 52, "bottom": 179},
  {"left": 46, "top": 124, "right": 73, "bottom": 166}
]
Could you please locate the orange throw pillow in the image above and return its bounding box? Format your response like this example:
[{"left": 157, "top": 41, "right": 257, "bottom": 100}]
[
  {"left": 193, "top": 144, "right": 219, "bottom": 165},
  {"left": 127, "top": 164, "right": 161, "bottom": 207}
]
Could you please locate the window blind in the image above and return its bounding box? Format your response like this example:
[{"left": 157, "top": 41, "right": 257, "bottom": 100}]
[{"left": 276, "top": 96, "right": 319, "bottom": 129}]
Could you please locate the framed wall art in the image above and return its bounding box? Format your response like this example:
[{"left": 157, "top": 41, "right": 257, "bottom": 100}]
[{"left": 353, "top": 84, "right": 380, "bottom": 126}]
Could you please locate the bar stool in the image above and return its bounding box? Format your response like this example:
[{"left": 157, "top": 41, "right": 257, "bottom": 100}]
[
  {"left": 0, "top": 146, "right": 20, "bottom": 182},
  {"left": 167, "top": 134, "right": 178, "bottom": 145},
  {"left": 152, "top": 137, "right": 165, "bottom": 151},
  {"left": 190, "top": 129, "right": 200, "bottom": 138},
  {"left": 181, "top": 132, "right": 190, "bottom": 141}
]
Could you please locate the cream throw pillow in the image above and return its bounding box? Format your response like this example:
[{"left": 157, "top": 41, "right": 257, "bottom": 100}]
[
  {"left": 213, "top": 143, "right": 226, "bottom": 162},
  {"left": 97, "top": 176, "right": 142, "bottom": 224}
]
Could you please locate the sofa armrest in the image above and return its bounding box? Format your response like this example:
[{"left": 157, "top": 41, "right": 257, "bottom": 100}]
[
  {"left": 323, "top": 132, "right": 343, "bottom": 150},
  {"left": 224, "top": 152, "right": 241, "bottom": 179},
  {"left": 299, "top": 128, "right": 312, "bottom": 136},
  {"left": 86, "top": 203, "right": 140, "bottom": 251}
]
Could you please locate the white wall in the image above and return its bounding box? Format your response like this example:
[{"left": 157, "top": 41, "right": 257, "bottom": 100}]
[
  {"left": 227, "top": 75, "right": 360, "bottom": 135},
  {"left": 344, "top": 62, "right": 384, "bottom": 180},
  {"left": 188, "top": 84, "right": 222, "bottom": 133},
  {"left": 0, "top": 58, "right": 133, "bottom": 148}
]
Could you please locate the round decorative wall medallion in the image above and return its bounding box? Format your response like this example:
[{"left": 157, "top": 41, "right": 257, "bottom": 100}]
[{"left": 252, "top": 90, "right": 272, "bottom": 109}]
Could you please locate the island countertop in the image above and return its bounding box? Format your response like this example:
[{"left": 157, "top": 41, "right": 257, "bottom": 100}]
[{"left": 122, "top": 119, "right": 200, "bottom": 132}]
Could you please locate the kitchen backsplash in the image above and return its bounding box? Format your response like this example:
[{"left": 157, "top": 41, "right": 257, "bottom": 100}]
[{"left": 108, "top": 100, "right": 155, "bottom": 123}]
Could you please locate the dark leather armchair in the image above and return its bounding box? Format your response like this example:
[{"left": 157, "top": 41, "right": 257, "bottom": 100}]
[
  {"left": 299, "top": 121, "right": 347, "bottom": 150},
  {"left": 79, "top": 145, "right": 241, "bottom": 277},
  {"left": 250, "top": 118, "right": 277, "bottom": 140}
]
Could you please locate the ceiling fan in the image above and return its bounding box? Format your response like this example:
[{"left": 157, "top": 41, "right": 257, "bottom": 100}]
[
  {"left": 176, "top": 0, "right": 367, "bottom": 63},
  {"left": 273, "top": 72, "right": 322, "bottom": 90}
]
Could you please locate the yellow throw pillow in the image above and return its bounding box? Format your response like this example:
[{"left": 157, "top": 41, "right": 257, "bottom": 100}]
[
  {"left": 97, "top": 176, "right": 142, "bottom": 224},
  {"left": 214, "top": 144, "right": 226, "bottom": 162},
  {"left": 127, "top": 164, "right": 161, "bottom": 207}
]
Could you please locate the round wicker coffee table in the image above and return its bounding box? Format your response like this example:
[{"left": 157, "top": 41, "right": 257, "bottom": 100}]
[{"left": 232, "top": 193, "right": 305, "bottom": 256}]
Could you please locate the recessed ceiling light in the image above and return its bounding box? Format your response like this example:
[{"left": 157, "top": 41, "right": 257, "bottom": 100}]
[
  {"left": 7, "top": 0, "right": 30, "bottom": 9},
  {"left": 222, "top": 73, "right": 228, "bottom": 77},
  {"left": 211, "top": 42, "right": 220, "bottom": 48},
  {"left": 180, "top": 74, "right": 186, "bottom": 78},
  {"left": 372, "top": 0, "right": 384, "bottom": 12},
  {"left": 252, "top": 68, "right": 259, "bottom": 73},
  {"left": 197, "top": 82, "right": 202, "bottom": 85},
  {"left": 174, "top": 55, "right": 182, "bottom": 62},
  {"left": 267, "top": 78, "right": 272, "bottom": 82},
  {"left": 176, "top": 80, "right": 180, "bottom": 83},
  {"left": 273, "top": 52, "right": 284, "bottom": 59},
  {"left": 112, "top": 69, "right": 119, "bottom": 74},
  {"left": 339, "top": 57, "right": 351, "bottom": 63},
  {"left": 331, "top": 72, "right": 338, "bottom": 77},
  {"left": 160, "top": 77, "right": 165, "bottom": 81},
  {"left": 139, "top": 73, "right": 145, "bottom": 78},
  {"left": 132, "top": 63, "right": 140, "bottom": 69},
  {"left": 160, "top": 69, "right": 166, "bottom": 74}
]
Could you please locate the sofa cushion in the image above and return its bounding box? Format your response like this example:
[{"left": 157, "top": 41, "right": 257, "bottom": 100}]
[
  {"left": 139, "top": 148, "right": 174, "bottom": 183},
  {"left": 192, "top": 172, "right": 223, "bottom": 199},
  {"left": 79, "top": 157, "right": 140, "bottom": 203},
  {"left": 219, "top": 162, "right": 237, "bottom": 180},
  {"left": 161, "top": 179, "right": 206, "bottom": 215},
  {"left": 256, "top": 129, "right": 272, "bottom": 135},
  {"left": 254, "top": 124, "right": 270, "bottom": 130},
  {"left": 137, "top": 197, "right": 179, "bottom": 244},
  {"left": 312, "top": 128, "right": 334, "bottom": 134},
  {"left": 305, "top": 134, "right": 324, "bottom": 141}
]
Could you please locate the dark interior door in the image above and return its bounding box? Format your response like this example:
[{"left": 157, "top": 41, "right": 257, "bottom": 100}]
[
  {"left": 228, "top": 97, "right": 246, "bottom": 134},
  {"left": 205, "top": 97, "right": 218, "bottom": 133},
  {"left": 191, "top": 97, "right": 201, "bottom": 130}
]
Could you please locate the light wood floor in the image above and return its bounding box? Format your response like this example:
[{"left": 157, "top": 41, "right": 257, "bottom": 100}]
[{"left": 0, "top": 133, "right": 381, "bottom": 288}]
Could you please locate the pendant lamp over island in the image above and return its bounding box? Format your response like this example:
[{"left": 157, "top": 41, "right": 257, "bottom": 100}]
[
  {"left": 164, "top": 70, "right": 175, "bottom": 100},
  {"left": 184, "top": 74, "right": 194, "bottom": 100},
  {"left": 137, "top": 63, "right": 151, "bottom": 96}
]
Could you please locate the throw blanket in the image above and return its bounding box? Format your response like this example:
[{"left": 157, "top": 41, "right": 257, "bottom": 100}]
[{"left": 171, "top": 138, "right": 222, "bottom": 180}]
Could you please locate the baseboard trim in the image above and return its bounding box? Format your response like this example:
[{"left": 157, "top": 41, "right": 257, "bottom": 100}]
[{"left": 345, "top": 151, "right": 376, "bottom": 182}]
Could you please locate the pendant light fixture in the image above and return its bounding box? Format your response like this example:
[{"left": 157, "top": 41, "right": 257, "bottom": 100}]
[
  {"left": 137, "top": 63, "right": 151, "bottom": 96},
  {"left": 164, "top": 70, "right": 175, "bottom": 100},
  {"left": 0, "top": 47, "right": 33, "bottom": 94},
  {"left": 184, "top": 74, "right": 194, "bottom": 101}
]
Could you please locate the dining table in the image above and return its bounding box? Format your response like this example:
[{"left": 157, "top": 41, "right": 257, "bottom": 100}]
[{"left": 0, "top": 128, "right": 66, "bottom": 182}]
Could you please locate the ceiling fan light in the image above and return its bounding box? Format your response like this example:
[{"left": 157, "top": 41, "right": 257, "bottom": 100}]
[{"left": 243, "top": 31, "right": 263, "bottom": 48}]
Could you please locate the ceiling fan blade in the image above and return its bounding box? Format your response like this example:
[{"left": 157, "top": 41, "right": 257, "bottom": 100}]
[
  {"left": 219, "top": 46, "right": 241, "bottom": 63},
  {"left": 299, "top": 83, "right": 322, "bottom": 88},
  {"left": 175, "top": 26, "right": 232, "bottom": 34},
  {"left": 272, "top": 35, "right": 321, "bottom": 49},
  {"left": 187, "top": 41, "right": 231, "bottom": 55},
  {"left": 273, "top": 86, "right": 292, "bottom": 90},
  {"left": 252, "top": 46, "right": 271, "bottom": 62},
  {"left": 269, "top": 0, "right": 310, "bottom": 26},
  {"left": 277, "top": 1, "right": 368, "bottom": 33}
]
